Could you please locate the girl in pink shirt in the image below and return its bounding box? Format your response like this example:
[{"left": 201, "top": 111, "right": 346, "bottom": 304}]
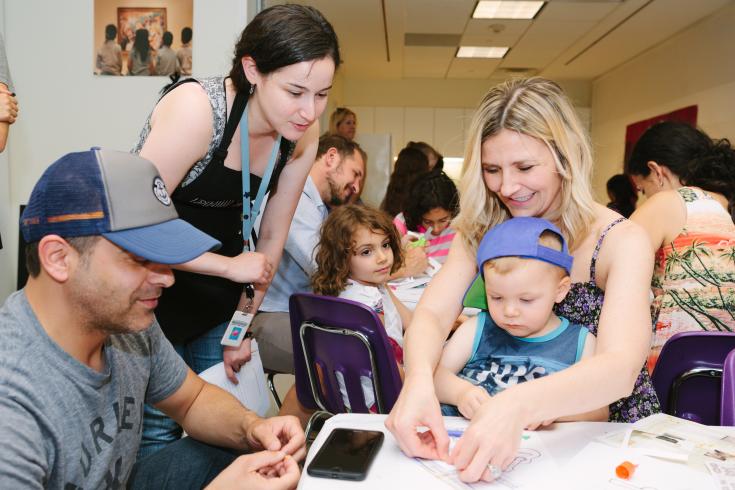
[{"left": 394, "top": 172, "right": 459, "bottom": 264}]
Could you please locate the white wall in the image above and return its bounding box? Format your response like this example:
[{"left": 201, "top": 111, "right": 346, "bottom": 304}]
[
  {"left": 590, "top": 2, "right": 735, "bottom": 200},
  {"left": 0, "top": 0, "right": 248, "bottom": 301},
  {"left": 336, "top": 78, "right": 591, "bottom": 176}
]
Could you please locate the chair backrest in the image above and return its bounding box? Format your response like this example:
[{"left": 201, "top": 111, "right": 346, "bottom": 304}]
[
  {"left": 289, "top": 292, "right": 403, "bottom": 414},
  {"left": 651, "top": 331, "right": 735, "bottom": 425},
  {"left": 721, "top": 349, "right": 735, "bottom": 426}
]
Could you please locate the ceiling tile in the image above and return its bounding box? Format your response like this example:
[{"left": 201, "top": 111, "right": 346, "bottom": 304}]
[
  {"left": 447, "top": 57, "right": 502, "bottom": 79},
  {"left": 402, "top": 46, "right": 455, "bottom": 78},
  {"left": 404, "top": 0, "right": 476, "bottom": 34}
]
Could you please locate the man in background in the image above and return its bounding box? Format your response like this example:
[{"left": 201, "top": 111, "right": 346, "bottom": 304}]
[
  {"left": 96, "top": 24, "right": 122, "bottom": 76},
  {"left": 156, "top": 31, "right": 179, "bottom": 76},
  {"left": 241, "top": 135, "right": 365, "bottom": 378},
  {"left": 177, "top": 27, "right": 193, "bottom": 76}
]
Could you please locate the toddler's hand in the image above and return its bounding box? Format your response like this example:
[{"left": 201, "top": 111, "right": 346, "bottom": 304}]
[{"left": 457, "top": 385, "right": 491, "bottom": 419}]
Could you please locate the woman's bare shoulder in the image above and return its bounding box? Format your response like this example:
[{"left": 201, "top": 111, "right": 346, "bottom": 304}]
[
  {"left": 151, "top": 81, "right": 211, "bottom": 122},
  {"left": 589, "top": 204, "right": 652, "bottom": 283},
  {"left": 592, "top": 204, "right": 649, "bottom": 249}
]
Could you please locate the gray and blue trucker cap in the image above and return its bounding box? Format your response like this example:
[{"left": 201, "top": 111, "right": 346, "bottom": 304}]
[{"left": 20, "top": 148, "right": 221, "bottom": 264}]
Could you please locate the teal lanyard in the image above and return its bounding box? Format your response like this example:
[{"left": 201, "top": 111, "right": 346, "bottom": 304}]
[{"left": 240, "top": 105, "right": 282, "bottom": 252}]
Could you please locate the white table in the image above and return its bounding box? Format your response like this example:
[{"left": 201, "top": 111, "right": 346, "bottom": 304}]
[
  {"left": 298, "top": 414, "right": 720, "bottom": 489},
  {"left": 297, "top": 414, "right": 619, "bottom": 489}
]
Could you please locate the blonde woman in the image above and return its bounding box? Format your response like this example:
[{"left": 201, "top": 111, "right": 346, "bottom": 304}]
[
  {"left": 329, "top": 106, "right": 357, "bottom": 140},
  {"left": 385, "top": 78, "right": 659, "bottom": 483}
]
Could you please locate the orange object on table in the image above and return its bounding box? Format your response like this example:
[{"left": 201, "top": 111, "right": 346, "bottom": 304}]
[{"left": 615, "top": 461, "right": 638, "bottom": 479}]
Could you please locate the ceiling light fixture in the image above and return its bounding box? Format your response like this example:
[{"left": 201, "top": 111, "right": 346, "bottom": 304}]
[
  {"left": 456, "top": 46, "right": 509, "bottom": 58},
  {"left": 472, "top": 1, "right": 545, "bottom": 20}
]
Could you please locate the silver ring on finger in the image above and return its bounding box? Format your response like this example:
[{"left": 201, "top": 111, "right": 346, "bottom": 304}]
[{"left": 487, "top": 464, "right": 502, "bottom": 479}]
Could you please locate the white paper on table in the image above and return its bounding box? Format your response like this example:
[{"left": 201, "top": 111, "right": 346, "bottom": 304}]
[
  {"left": 415, "top": 430, "right": 561, "bottom": 489},
  {"left": 562, "top": 441, "right": 715, "bottom": 490},
  {"left": 198, "top": 339, "right": 271, "bottom": 417}
]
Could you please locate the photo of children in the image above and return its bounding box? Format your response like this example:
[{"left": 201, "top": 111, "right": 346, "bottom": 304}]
[{"left": 93, "top": 0, "right": 192, "bottom": 76}]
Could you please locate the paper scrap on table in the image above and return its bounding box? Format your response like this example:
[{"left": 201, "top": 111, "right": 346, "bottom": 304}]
[
  {"left": 706, "top": 461, "right": 735, "bottom": 490},
  {"left": 599, "top": 413, "right": 735, "bottom": 472},
  {"left": 198, "top": 339, "right": 271, "bottom": 417}
]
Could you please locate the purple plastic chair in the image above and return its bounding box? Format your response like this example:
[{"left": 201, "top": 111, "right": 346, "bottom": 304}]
[
  {"left": 289, "top": 292, "right": 403, "bottom": 416},
  {"left": 651, "top": 331, "right": 735, "bottom": 425},
  {"left": 720, "top": 349, "right": 735, "bottom": 426}
]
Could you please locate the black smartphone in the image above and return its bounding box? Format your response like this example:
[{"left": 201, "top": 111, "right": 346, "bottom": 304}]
[{"left": 307, "top": 428, "right": 384, "bottom": 481}]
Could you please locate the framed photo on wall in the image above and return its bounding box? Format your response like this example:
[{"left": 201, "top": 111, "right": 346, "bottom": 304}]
[
  {"left": 93, "top": 0, "right": 193, "bottom": 76},
  {"left": 117, "top": 7, "right": 167, "bottom": 53}
]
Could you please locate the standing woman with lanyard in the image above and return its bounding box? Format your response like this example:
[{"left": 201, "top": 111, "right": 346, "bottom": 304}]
[{"left": 132, "top": 4, "right": 340, "bottom": 458}]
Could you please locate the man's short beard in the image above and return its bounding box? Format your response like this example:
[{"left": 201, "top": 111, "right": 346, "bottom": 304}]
[{"left": 326, "top": 174, "right": 346, "bottom": 206}]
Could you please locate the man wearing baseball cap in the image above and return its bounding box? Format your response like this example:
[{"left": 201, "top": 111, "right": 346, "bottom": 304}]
[{"left": 0, "top": 149, "right": 303, "bottom": 489}]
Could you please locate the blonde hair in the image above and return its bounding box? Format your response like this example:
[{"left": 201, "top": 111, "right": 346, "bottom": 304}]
[
  {"left": 454, "top": 77, "right": 596, "bottom": 252},
  {"left": 328, "top": 107, "right": 357, "bottom": 135},
  {"left": 484, "top": 230, "right": 566, "bottom": 278}
]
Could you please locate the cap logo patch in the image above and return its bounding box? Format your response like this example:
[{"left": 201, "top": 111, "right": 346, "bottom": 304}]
[{"left": 152, "top": 177, "right": 171, "bottom": 206}]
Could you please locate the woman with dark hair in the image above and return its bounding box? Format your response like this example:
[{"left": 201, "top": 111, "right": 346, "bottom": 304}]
[
  {"left": 394, "top": 172, "right": 459, "bottom": 264},
  {"left": 407, "top": 140, "right": 444, "bottom": 172},
  {"left": 606, "top": 174, "right": 638, "bottom": 218},
  {"left": 132, "top": 4, "right": 340, "bottom": 456},
  {"left": 627, "top": 121, "right": 735, "bottom": 372},
  {"left": 380, "top": 147, "right": 430, "bottom": 217},
  {"left": 127, "top": 28, "right": 154, "bottom": 75}
]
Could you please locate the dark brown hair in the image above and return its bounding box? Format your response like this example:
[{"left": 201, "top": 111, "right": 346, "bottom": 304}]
[
  {"left": 316, "top": 134, "right": 362, "bottom": 160},
  {"left": 312, "top": 205, "right": 403, "bottom": 297},
  {"left": 626, "top": 121, "right": 735, "bottom": 218},
  {"left": 25, "top": 236, "right": 100, "bottom": 278},
  {"left": 380, "top": 147, "right": 430, "bottom": 217},
  {"left": 404, "top": 172, "right": 459, "bottom": 231},
  {"left": 229, "top": 4, "right": 341, "bottom": 95}
]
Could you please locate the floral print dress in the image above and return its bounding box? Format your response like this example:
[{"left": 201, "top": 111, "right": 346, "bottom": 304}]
[
  {"left": 555, "top": 218, "right": 661, "bottom": 422},
  {"left": 648, "top": 187, "right": 735, "bottom": 372}
]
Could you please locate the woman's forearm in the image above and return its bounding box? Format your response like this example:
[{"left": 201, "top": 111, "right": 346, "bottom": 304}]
[
  {"left": 175, "top": 251, "right": 229, "bottom": 277},
  {"left": 501, "top": 350, "right": 639, "bottom": 424},
  {"left": 403, "top": 307, "right": 449, "bottom": 376}
]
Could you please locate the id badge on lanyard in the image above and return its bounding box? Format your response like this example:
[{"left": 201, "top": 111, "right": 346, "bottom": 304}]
[{"left": 221, "top": 104, "right": 281, "bottom": 348}]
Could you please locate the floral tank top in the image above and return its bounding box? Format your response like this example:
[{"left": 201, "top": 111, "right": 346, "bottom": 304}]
[
  {"left": 554, "top": 218, "right": 661, "bottom": 422},
  {"left": 648, "top": 187, "right": 735, "bottom": 372}
]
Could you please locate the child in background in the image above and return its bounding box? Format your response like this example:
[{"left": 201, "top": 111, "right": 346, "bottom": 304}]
[
  {"left": 312, "top": 204, "right": 412, "bottom": 409},
  {"left": 435, "top": 217, "right": 608, "bottom": 423},
  {"left": 394, "top": 172, "right": 459, "bottom": 264}
]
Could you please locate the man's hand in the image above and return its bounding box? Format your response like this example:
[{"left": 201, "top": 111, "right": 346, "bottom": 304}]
[
  {"left": 0, "top": 89, "right": 18, "bottom": 124},
  {"left": 245, "top": 415, "right": 306, "bottom": 462},
  {"left": 205, "top": 451, "right": 300, "bottom": 490},
  {"left": 456, "top": 385, "right": 491, "bottom": 420}
]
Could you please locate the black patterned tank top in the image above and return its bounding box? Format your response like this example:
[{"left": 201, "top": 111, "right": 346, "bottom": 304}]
[{"left": 555, "top": 218, "right": 661, "bottom": 422}]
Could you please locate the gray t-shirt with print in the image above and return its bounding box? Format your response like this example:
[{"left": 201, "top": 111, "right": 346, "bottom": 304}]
[{"left": 0, "top": 290, "right": 188, "bottom": 489}]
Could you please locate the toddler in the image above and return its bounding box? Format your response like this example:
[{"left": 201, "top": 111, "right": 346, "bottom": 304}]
[{"left": 435, "top": 217, "right": 608, "bottom": 422}]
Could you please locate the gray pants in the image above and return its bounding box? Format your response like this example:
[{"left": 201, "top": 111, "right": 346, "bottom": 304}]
[{"left": 250, "top": 311, "right": 294, "bottom": 374}]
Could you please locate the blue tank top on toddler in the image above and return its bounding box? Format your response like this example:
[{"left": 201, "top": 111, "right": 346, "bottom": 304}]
[{"left": 441, "top": 311, "right": 588, "bottom": 416}]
